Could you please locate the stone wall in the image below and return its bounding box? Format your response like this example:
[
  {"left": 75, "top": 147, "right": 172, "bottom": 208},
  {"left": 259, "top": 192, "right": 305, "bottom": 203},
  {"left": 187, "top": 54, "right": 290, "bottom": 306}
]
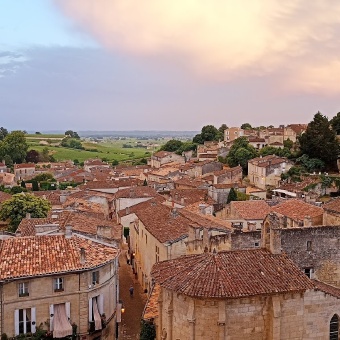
[
  {"left": 157, "top": 287, "right": 340, "bottom": 340},
  {"left": 231, "top": 230, "right": 262, "bottom": 250},
  {"left": 1, "top": 262, "right": 118, "bottom": 339}
]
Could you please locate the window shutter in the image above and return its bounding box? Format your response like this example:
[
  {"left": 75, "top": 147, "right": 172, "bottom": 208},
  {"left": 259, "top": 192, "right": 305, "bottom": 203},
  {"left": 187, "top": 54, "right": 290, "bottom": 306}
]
[
  {"left": 98, "top": 295, "right": 104, "bottom": 315},
  {"left": 14, "top": 310, "right": 19, "bottom": 336},
  {"left": 31, "top": 307, "right": 36, "bottom": 333},
  {"left": 65, "top": 302, "right": 71, "bottom": 320},
  {"left": 49, "top": 304, "right": 54, "bottom": 331},
  {"left": 89, "top": 298, "right": 93, "bottom": 322}
]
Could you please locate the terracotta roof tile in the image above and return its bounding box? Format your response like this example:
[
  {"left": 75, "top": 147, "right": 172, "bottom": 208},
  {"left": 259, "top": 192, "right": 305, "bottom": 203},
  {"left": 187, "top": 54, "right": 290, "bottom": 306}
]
[
  {"left": 143, "top": 284, "right": 160, "bottom": 320},
  {"left": 0, "top": 235, "right": 119, "bottom": 280},
  {"left": 324, "top": 198, "right": 340, "bottom": 213},
  {"left": 230, "top": 201, "right": 271, "bottom": 220},
  {"left": 272, "top": 199, "right": 324, "bottom": 221},
  {"left": 313, "top": 280, "right": 340, "bottom": 299},
  {"left": 151, "top": 249, "right": 314, "bottom": 298}
]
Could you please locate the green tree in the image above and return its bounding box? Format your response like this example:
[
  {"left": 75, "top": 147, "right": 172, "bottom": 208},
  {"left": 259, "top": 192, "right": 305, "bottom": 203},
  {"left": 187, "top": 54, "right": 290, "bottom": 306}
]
[
  {"left": 0, "top": 131, "right": 28, "bottom": 164},
  {"left": 193, "top": 125, "right": 220, "bottom": 144},
  {"left": 259, "top": 146, "right": 291, "bottom": 158},
  {"left": 65, "top": 130, "right": 80, "bottom": 139},
  {"left": 0, "top": 127, "right": 8, "bottom": 140},
  {"left": 241, "top": 123, "right": 252, "bottom": 130},
  {"left": 330, "top": 112, "right": 340, "bottom": 135},
  {"left": 10, "top": 186, "right": 27, "bottom": 194},
  {"left": 227, "top": 187, "right": 237, "bottom": 203},
  {"left": 283, "top": 138, "right": 294, "bottom": 150},
  {"left": 296, "top": 154, "right": 325, "bottom": 172},
  {"left": 32, "top": 180, "right": 39, "bottom": 191},
  {"left": 218, "top": 124, "right": 228, "bottom": 139},
  {"left": 226, "top": 137, "right": 258, "bottom": 173},
  {"left": 298, "top": 112, "right": 339, "bottom": 167},
  {"left": 32, "top": 173, "right": 54, "bottom": 182},
  {"left": 0, "top": 194, "right": 51, "bottom": 232},
  {"left": 112, "top": 159, "right": 119, "bottom": 166},
  {"left": 140, "top": 320, "right": 156, "bottom": 340},
  {"left": 160, "top": 140, "right": 183, "bottom": 152},
  {"left": 21, "top": 180, "right": 26, "bottom": 188},
  {"left": 39, "top": 147, "right": 50, "bottom": 162}
]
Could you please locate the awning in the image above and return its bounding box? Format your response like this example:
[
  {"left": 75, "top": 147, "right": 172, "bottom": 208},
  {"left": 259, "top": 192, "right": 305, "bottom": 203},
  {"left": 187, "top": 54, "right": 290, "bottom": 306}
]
[
  {"left": 93, "top": 298, "right": 102, "bottom": 331},
  {"left": 53, "top": 304, "right": 73, "bottom": 338}
]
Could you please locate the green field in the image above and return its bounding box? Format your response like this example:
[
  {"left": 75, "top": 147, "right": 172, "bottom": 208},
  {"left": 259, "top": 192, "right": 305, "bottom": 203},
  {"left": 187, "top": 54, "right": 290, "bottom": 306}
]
[{"left": 27, "top": 136, "right": 160, "bottom": 163}]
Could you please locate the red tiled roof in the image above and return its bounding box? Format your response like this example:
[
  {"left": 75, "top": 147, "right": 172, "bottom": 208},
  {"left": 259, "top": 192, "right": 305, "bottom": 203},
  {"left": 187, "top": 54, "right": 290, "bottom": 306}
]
[
  {"left": 0, "top": 192, "right": 11, "bottom": 203},
  {"left": 272, "top": 199, "right": 324, "bottom": 221},
  {"left": 135, "top": 201, "right": 189, "bottom": 243},
  {"left": 324, "top": 198, "right": 340, "bottom": 214},
  {"left": 14, "top": 163, "right": 35, "bottom": 169},
  {"left": 0, "top": 235, "right": 119, "bottom": 280},
  {"left": 313, "top": 280, "right": 340, "bottom": 299},
  {"left": 151, "top": 249, "right": 314, "bottom": 298},
  {"left": 143, "top": 284, "right": 160, "bottom": 320},
  {"left": 230, "top": 200, "right": 271, "bottom": 220}
]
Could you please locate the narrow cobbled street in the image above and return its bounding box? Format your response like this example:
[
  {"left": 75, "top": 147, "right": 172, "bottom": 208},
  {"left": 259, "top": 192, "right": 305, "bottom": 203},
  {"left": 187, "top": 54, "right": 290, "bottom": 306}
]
[{"left": 118, "top": 248, "right": 147, "bottom": 339}]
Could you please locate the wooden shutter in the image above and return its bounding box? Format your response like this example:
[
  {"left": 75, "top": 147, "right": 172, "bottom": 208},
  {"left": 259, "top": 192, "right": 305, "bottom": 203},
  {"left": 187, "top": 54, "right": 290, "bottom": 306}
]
[
  {"left": 31, "top": 307, "right": 36, "bottom": 333},
  {"left": 49, "top": 304, "right": 54, "bottom": 331},
  {"left": 14, "top": 309, "right": 19, "bottom": 336},
  {"left": 89, "top": 298, "right": 93, "bottom": 322},
  {"left": 98, "top": 295, "right": 104, "bottom": 315},
  {"left": 65, "top": 302, "right": 71, "bottom": 320}
]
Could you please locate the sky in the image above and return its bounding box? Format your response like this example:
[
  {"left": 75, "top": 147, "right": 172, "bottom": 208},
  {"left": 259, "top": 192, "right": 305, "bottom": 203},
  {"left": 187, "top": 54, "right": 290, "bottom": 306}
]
[{"left": 0, "top": 0, "right": 339, "bottom": 132}]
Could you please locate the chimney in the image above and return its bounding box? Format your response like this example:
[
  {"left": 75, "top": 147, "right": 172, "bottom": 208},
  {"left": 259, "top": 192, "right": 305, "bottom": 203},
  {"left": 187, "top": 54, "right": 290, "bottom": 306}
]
[
  {"left": 2, "top": 159, "right": 5, "bottom": 165},
  {"left": 270, "top": 228, "right": 282, "bottom": 254},
  {"left": 80, "top": 248, "right": 86, "bottom": 264},
  {"left": 26, "top": 213, "right": 31, "bottom": 219},
  {"left": 304, "top": 216, "right": 312, "bottom": 227},
  {"left": 65, "top": 225, "right": 72, "bottom": 239},
  {"left": 170, "top": 207, "right": 178, "bottom": 218},
  {"left": 188, "top": 225, "right": 197, "bottom": 242},
  {"left": 181, "top": 197, "right": 185, "bottom": 205}
]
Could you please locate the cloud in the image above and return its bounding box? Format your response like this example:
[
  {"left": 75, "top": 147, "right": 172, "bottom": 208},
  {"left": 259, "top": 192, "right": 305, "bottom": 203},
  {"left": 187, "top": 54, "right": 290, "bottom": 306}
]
[
  {"left": 0, "top": 51, "right": 27, "bottom": 77},
  {"left": 55, "top": 0, "right": 340, "bottom": 93}
]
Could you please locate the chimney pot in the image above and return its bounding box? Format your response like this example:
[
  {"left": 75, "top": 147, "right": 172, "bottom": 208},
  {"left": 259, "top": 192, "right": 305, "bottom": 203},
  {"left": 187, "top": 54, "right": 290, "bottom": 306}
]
[{"left": 65, "top": 225, "right": 72, "bottom": 239}]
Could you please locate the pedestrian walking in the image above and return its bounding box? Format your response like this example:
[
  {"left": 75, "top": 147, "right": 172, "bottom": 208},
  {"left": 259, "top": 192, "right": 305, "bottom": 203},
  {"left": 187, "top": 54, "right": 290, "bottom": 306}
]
[{"left": 129, "top": 285, "right": 134, "bottom": 297}]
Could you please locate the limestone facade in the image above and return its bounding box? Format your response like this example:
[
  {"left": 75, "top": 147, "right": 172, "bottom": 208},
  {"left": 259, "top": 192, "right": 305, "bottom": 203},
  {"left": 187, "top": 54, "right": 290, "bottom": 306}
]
[{"left": 156, "top": 287, "right": 340, "bottom": 340}]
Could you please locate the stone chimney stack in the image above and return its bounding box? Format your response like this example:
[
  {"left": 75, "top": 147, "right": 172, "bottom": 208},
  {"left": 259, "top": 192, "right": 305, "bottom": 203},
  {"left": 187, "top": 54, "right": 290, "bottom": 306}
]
[
  {"left": 80, "top": 248, "right": 86, "bottom": 265},
  {"left": 270, "top": 228, "right": 282, "bottom": 254},
  {"left": 65, "top": 225, "right": 72, "bottom": 239},
  {"left": 26, "top": 213, "right": 31, "bottom": 219}
]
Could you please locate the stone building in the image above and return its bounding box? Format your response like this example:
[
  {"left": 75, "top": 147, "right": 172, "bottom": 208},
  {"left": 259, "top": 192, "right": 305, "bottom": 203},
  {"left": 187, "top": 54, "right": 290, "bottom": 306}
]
[
  {"left": 149, "top": 249, "right": 340, "bottom": 339},
  {"left": 14, "top": 163, "right": 36, "bottom": 181},
  {"left": 150, "top": 151, "right": 185, "bottom": 169},
  {"left": 0, "top": 234, "right": 120, "bottom": 339},
  {"left": 213, "top": 166, "right": 243, "bottom": 185},
  {"left": 266, "top": 199, "right": 324, "bottom": 228},
  {"left": 248, "top": 155, "right": 293, "bottom": 190},
  {"left": 323, "top": 198, "right": 340, "bottom": 225}
]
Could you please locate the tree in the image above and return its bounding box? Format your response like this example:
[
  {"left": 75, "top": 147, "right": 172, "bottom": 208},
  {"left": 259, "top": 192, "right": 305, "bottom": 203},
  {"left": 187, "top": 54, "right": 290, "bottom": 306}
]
[
  {"left": 26, "top": 149, "right": 40, "bottom": 163},
  {"left": 283, "top": 138, "right": 294, "bottom": 150},
  {"left": 31, "top": 173, "right": 54, "bottom": 182},
  {"left": 0, "top": 127, "right": 8, "bottom": 140},
  {"left": 298, "top": 112, "right": 339, "bottom": 167},
  {"left": 0, "top": 131, "right": 28, "bottom": 164},
  {"left": 227, "top": 188, "right": 237, "bottom": 203},
  {"left": 259, "top": 146, "right": 291, "bottom": 158},
  {"left": 32, "top": 180, "right": 39, "bottom": 191},
  {"left": 35, "top": 131, "right": 41, "bottom": 135},
  {"left": 112, "top": 159, "right": 119, "bottom": 166},
  {"left": 140, "top": 320, "right": 156, "bottom": 340},
  {"left": 39, "top": 147, "right": 50, "bottom": 162},
  {"left": 193, "top": 125, "right": 220, "bottom": 144},
  {"left": 0, "top": 193, "right": 51, "bottom": 232},
  {"left": 330, "top": 112, "right": 340, "bottom": 135},
  {"left": 65, "top": 130, "right": 80, "bottom": 139},
  {"left": 218, "top": 124, "right": 228, "bottom": 139},
  {"left": 296, "top": 154, "right": 325, "bottom": 172},
  {"left": 160, "top": 140, "right": 183, "bottom": 152},
  {"left": 226, "top": 137, "right": 258, "bottom": 173},
  {"left": 241, "top": 123, "right": 252, "bottom": 130}
]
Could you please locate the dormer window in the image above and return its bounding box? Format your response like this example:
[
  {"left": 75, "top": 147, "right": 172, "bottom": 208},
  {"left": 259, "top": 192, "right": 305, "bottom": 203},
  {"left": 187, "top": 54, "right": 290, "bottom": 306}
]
[
  {"left": 18, "top": 282, "right": 29, "bottom": 297},
  {"left": 54, "top": 277, "right": 64, "bottom": 292},
  {"left": 92, "top": 271, "right": 99, "bottom": 285}
]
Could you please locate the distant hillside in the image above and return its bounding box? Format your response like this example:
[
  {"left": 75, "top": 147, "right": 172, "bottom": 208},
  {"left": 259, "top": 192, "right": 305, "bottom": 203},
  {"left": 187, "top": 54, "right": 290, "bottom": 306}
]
[{"left": 33, "top": 130, "right": 198, "bottom": 138}]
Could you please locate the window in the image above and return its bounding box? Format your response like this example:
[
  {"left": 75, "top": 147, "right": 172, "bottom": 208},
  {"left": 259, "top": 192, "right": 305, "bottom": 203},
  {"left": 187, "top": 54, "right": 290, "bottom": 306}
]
[
  {"left": 92, "top": 271, "right": 99, "bottom": 285},
  {"left": 304, "top": 268, "right": 314, "bottom": 279},
  {"left": 145, "top": 234, "right": 148, "bottom": 244},
  {"left": 54, "top": 277, "right": 64, "bottom": 292},
  {"left": 18, "top": 282, "right": 29, "bottom": 297},
  {"left": 307, "top": 241, "right": 312, "bottom": 251},
  {"left": 330, "top": 314, "right": 339, "bottom": 340},
  {"left": 254, "top": 242, "right": 260, "bottom": 248},
  {"left": 155, "top": 246, "right": 160, "bottom": 262},
  {"left": 15, "top": 308, "right": 36, "bottom": 335}
]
